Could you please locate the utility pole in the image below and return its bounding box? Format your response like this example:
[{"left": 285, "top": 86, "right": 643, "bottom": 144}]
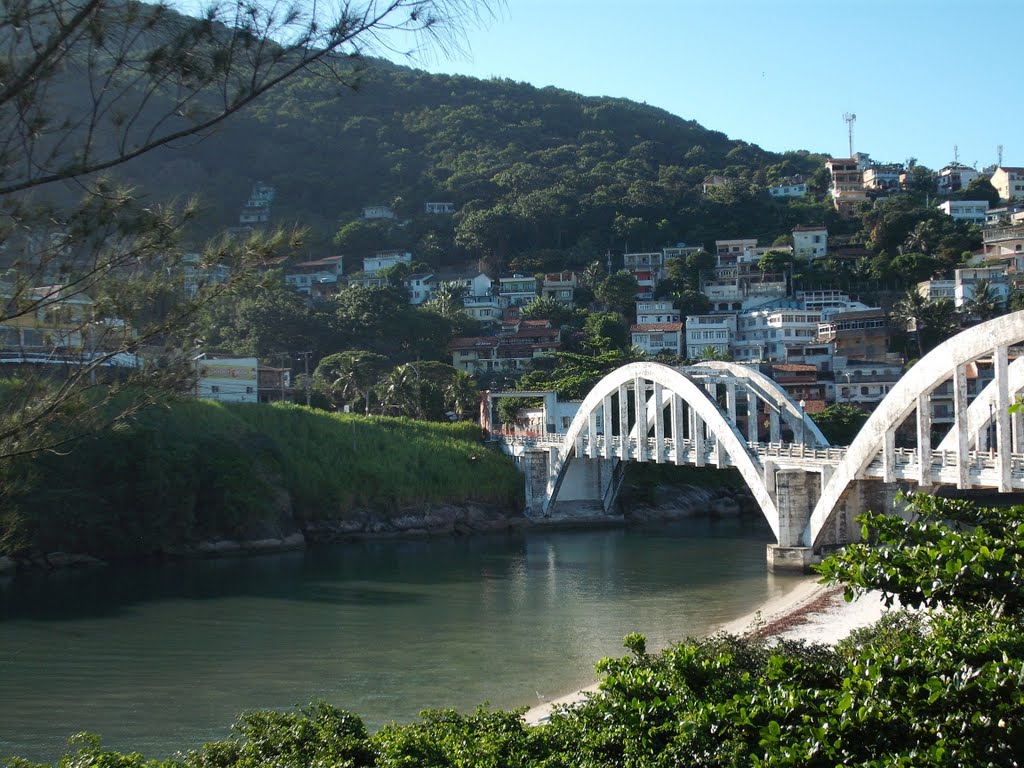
[
  {"left": 276, "top": 352, "right": 289, "bottom": 402},
  {"left": 297, "top": 350, "right": 313, "bottom": 406},
  {"left": 843, "top": 112, "right": 856, "bottom": 158}
]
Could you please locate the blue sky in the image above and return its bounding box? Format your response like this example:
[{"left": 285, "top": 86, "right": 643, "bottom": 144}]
[{"left": 394, "top": 0, "right": 1022, "bottom": 171}]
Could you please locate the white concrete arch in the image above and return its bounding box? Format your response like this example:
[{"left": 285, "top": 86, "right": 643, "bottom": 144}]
[
  {"left": 808, "top": 310, "right": 1024, "bottom": 548},
  {"left": 547, "top": 361, "right": 781, "bottom": 537},
  {"left": 693, "top": 360, "right": 831, "bottom": 447},
  {"left": 935, "top": 356, "right": 1024, "bottom": 452}
]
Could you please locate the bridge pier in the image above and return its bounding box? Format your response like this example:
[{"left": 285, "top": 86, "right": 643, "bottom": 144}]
[{"left": 767, "top": 469, "right": 821, "bottom": 573}]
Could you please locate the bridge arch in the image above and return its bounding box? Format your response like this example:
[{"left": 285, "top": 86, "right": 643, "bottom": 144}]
[
  {"left": 546, "top": 361, "right": 781, "bottom": 537},
  {"left": 807, "top": 310, "right": 1024, "bottom": 548},
  {"left": 694, "top": 360, "right": 830, "bottom": 447}
]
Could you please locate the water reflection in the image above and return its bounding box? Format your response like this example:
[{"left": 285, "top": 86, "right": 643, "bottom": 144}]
[{"left": 0, "top": 519, "right": 806, "bottom": 762}]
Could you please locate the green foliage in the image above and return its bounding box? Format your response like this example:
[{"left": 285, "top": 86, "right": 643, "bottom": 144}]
[
  {"left": 817, "top": 494, "right": 1024, "bottom": 615},
  {"left": 0, "top": 400, "right": 521, "bottom": 557},
  {"left": 810, "top": 403, "right": 869, "bottom": 445}
]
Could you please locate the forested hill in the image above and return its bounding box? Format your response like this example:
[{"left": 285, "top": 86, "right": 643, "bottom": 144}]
[{"left": 124, "top": 53, "right": 830, "bottom": 264}]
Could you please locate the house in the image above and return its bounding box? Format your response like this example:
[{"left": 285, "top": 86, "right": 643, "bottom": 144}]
[
  {"left": 792, "top": 226, "right": 828, "bottom": 261},
  {"left": 363, "top": 250, "right": 411, "bottom": 274},
  {"left": 937, "top": 200, "right": 989, "bottom": 225},
  {"left": 684, "top": 314, "right": 736, "bottom": 359},
  {"left": 981, "top": 223, "right": 1024, "bottom": 271},
  {"left": 833, "top": 357, "right": 902, "bottom": 406},
  {"left": 498, "top": 274, "right": 538, "bottom": 307},
  {"left": 861, "top": 164, "right": 902, "bottom": 193},
  {"left": 732, "top": 307, "right": 821, "bottom": 362},
  {"left": 362, "top": 205, "right": 395, "bottom": 220},
  {"left": 284, "top": 255, "right": 344, "bottom": 297},
  {"left": 623, "top": 252, "right": 664, "bottom": 298},
  {"left": 936, "top": 163, "right": 980, "bottom": 195},
  {"left": 194, "top": 355, "right": 259, "bottom": 403},
  {"left": 180, "top": 252, "right": 231, "bottom": 298},
  {"left": 636, "top": 300, "right": 680, "bottom": 324},
  {"left": 953, "top": 266, "right": 1009, "bottom": 308},
  {"left": 768, "top": 363, "right": 825, "bottom": 404},
  {"left": 258, "top": 365, "right": 292, "bottom": 403},
  {"left": 448, "top": 322, "right": 561, "bottom": 374},
  {"left": 702, "top": 175, "right": 735, "bottom": 193},
  {"left": 768, "top": 176, "right": 808, "bottom": 198},
  {"left": 632, "top": 323, "right": 684, "bottom": 356},
  {"left": 424, "top": 202, "right": 455, "bottom": 215},
  {"left": 826, "top": 157, "right": 868, "bottom": 217},
  {"left": 541, "top": 271, "right": 578, "bottom": 305},
  {"left": 817, "top": 308, "right": 891, "bottom": 360},
  {"left": 715, "top": 238, "right": 758, "bottom": 267},
  {"left": 0, "top": 285, "right": 109, "bottom": 356},
  {"left": 238, "top": 182, "right": 274, "bottom": 228},
  {"left": 985, "top": 202, "right": 1024, "bottom": 227},
  {"left": 917, "top": 279, "right": 956, "bottom": 302},
  {"left": 990, "top": 167, "right": 1024, "bottom": 202}
]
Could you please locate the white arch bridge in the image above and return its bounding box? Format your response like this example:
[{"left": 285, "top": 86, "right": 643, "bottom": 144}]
[{"left": 496, "top": 311, "right": 1024, "bottom": 571}]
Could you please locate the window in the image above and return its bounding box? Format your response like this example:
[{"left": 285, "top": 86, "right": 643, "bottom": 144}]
[{"left": 211, "top": 385, "right": 220, "bottom": 393}]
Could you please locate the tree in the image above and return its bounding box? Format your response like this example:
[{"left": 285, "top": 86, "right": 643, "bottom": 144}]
[
  {"left": 811, "top": 402, "right": 868, "bottom": 445},
  {"left": 0, "top": 0, "right": 491, "bottom": 459},
  {"left": 519, "top": 296, "right": 577, "bottom": 328},
  {"left": 313, "top": 350, "right": 390, "bottom": 414},
  {"left": 962, "top": 177, "right": 1001, "bottom": 208},
  {"left": 423, "top": 281, "right": 467, "bottom": 319},
  {"left": 964, "top": 279, "right": 1004, "bottom": 322},
  {"left": 594, "top": 270, "right": 639, "bottom": 314}
]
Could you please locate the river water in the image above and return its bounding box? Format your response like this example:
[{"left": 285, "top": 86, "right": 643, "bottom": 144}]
[{"left": 0, "top": 519, "right": 808, "bottom": 762}]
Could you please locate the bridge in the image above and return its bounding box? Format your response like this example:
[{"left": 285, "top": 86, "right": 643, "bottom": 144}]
[{"left": 495, "top": 311, "right": 1024, "bottom": 571}]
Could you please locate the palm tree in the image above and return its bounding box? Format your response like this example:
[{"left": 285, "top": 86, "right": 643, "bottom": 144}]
[
  {"left": 966, "top": 279, "right": 1003, "bottom": 322},
  {"left": 443, "top": 370, "right": 480, "bottom": 421},
  {"left": 313, "top": 350, "right": 389, "bottom": 414},
  {"left": 424, "top": 281, "right": 468, "bottom": 319}
]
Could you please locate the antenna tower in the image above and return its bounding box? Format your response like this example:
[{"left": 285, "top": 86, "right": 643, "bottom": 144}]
[
  {"left": 998, "top": 145, "right": 1004, "bottom": 167},
  {"left": 843, "top": 113, "right": 856, "bottom": 158},
  {"left": 954, "top": 144, "right": 959, "bottom": 164}
]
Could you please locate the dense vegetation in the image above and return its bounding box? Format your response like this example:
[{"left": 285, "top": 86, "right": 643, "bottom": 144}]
[
  {"left": 6, "top": 491, "right": 1023, "bottom": 766},
  {"left": 0, "top": 398, "right": 522, "bottom": 559}
]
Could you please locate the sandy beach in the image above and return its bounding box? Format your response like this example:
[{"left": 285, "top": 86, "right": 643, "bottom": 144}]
[{"left": 524, "top": 577, "right": 891, "bottom": 725}]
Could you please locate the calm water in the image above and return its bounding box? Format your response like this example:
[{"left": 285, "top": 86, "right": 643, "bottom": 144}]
[{"left": 0, "top": 519, "right": 807, "bottom": 762}]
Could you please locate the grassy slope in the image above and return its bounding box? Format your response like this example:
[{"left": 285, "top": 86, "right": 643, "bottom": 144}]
[{"left": 0, "top": 400, "right": 523, "bottom": 559}]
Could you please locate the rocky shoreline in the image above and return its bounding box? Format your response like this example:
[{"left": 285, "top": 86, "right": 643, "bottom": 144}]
[{"left": 0, "top": 483, "right": 755, "bottom": 574}]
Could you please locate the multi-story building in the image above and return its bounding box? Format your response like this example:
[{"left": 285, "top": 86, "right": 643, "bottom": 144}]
[
  {"left": 768, "top": 176, "right": 808, "bottom": 198},
  {"left": 733, "top": 308, "right": 820, "bottom": 362},
  {"left": 985, "top": 202, "right": 1024, "bottom": 226},
  {"left": 448, "top": 323, "right": 561, "bottom": 374},
  {"left": 632, "top": 300, "right": 683, "bottom": 355},
  {"left": 541, "top": 271, "right": 578, "bottom": 305},
  {"left": 937, "top": 200, "right": 989, "bottom": 225},
  {"left": 826, "top": 157, "right": 868, "bottom": 217},
  {"left": 363, "top": 250, "right": 412, "bottom": 274},
  {"left": 362, "top": 205, "right": 395, "bottom": 220},
  {"left": 981, "top": 223, "right": 1024, "bottom": 271},
  {"left": 284, "top": 255, "right": 344, "bottom": 297},
  {"left": 715, "top": 238, "right": 758, "bottom": 267},
  {"left": 861, "top": 164, "right": 902, "bottom": 193},
  {"left": 684, "top": 314, "right": 736, "bottom": 359},
  {"left": 792, "top": 226, "right": 828, "bottom": 261},
  {"left": 817, "top": 308, "right": 891, "bottom": 360},
  {"left": 498, "top": 274, "right": 538, "bottom": 307},
  {"left": 917, "top": 279, "right": 956, "bottom": 302},
  {"left": 954, "top": 266, "right": 1009, "bottom": 308},
  {"left": 936, "top": 163, "right": 980, "bottom": 195},
  {"left": 833, "top": 356, "right": 902, "bottom": 407},
  {"left": 623, "top": 252, "right": 664, "bottom": 298},
  {"left": 990, "top": 167, "right": 1024, "bottom": 202}
]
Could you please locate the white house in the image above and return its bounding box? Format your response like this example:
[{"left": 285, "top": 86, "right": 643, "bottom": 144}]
[
  {"left": 363, "top": 250, "right": 412, "bottom": 274},
  {"left": 284, "top": 255, "right": 344, "bottom": 296},
  {"left": 936, "top": 163, "right": 979, "bottom": 195},
  {"left": 768, "top": 177, "right": 808, "bottom": 198},
  {"left": 732, "top": 308, "right": 821, "bottom": 362},
  {"left": 953, "top": 266, "right": 1009, "bottom": 308},
  {"left": 498, "top": 274, "right": 538, "bottom": 307},
  {"left": 685, "top": 314, "right": 736, "bottom": 358},
  {"left": 635, "top": 300, "right": 680, "bottom": 324},
  {"left": 990, "top": 167, "right": 1024, "bottom": 201},
  {"left": 937, "top": 200, "right": 989, "bottom": 225},
  {"left": 362, "top": 205, "right": 395, "bottom": 220},
  {"left": 792, "top": 226, "right": 828, "bottom": 261},
  {"left": 424, "top": 202, "right": 455, "bottom": 215}
]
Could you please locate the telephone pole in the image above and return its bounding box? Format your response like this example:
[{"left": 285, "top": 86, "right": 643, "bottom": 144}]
[{"left": 297, "top": 351, "right": 313, "bottom": 406}]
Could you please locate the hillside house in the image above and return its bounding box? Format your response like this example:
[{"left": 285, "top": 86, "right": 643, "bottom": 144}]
[
  {"left": 541, "top": 271, "right": 578, "bottom": 305},
  {"left": 194, "top": 355, "right": 259, "bottom": 403},
  {"left": 937, "top": 200, "right": 989, "bottom": 225},
  {"left": 768, "top": 176, "right": 808, "bottom": 198},
  {"left": 826, "top": 157, "right": 868, "bottom": 217},
  {"left": 623, "top": 252, "right": 663, "bottom": 298},
  {"left": 424, "top": 202, "right": 455, "bottom": 215},
  {"left": 990, "top": 167, "right": 1024, "bottom": 201},
  {"left": 284, "top": 255, "right": 344, "bottom": 297},
  {"left": 792, "top": 226, "right": 828, "bottom": 261},
  {"left": 685, "top": 314, "right": 736, "bottom": 359},
  {"left": 498, "top": 274, "right": 538, "bottom": 307},
  {"left": 362, "top": 205, "right": 395, "bottom": 220},
  {"left": 363, "top": 250, "right": 412, "bottom": 274},
  {"left": 817, "top": 308, "right": 891, "bottom": 360},
  {"left": 936, "top": 163, "right": 980, "bottom": 195}
]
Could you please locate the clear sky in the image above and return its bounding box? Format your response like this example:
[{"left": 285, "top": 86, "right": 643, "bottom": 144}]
[{"left": 391, "top": 0, "right": 1022, "bottom": 171}]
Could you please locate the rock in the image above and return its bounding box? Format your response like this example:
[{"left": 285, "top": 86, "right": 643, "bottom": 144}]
[
  {"left": 196, "top": 540, "right": 243, "bottom": 555},
  {"left": 44, "top": 552, "right": 106, "bottom": 568}
]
